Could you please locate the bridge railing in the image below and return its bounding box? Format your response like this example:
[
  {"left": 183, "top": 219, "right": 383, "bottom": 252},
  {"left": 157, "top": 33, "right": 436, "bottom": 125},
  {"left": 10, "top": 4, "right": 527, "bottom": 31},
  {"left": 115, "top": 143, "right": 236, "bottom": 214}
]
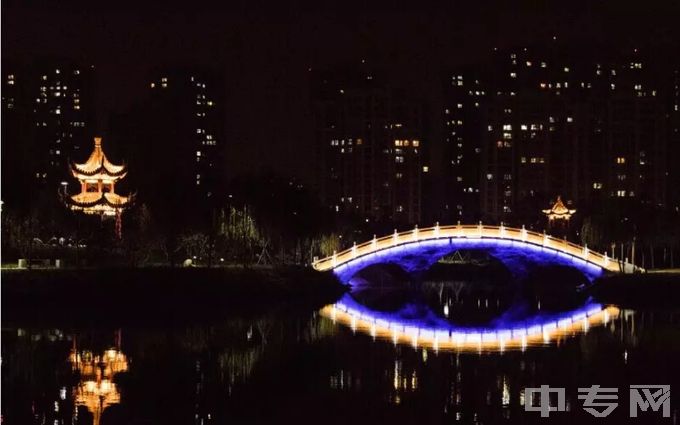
[{"left": 312, "top": 224, "right": 630, "bottom": 273}]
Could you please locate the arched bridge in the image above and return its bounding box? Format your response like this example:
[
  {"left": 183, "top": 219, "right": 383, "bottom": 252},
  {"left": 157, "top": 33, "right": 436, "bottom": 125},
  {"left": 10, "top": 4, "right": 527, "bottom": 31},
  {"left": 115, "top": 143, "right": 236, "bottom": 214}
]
[{"left": 312, "top": 223, "right": 641, "bottom": 283}]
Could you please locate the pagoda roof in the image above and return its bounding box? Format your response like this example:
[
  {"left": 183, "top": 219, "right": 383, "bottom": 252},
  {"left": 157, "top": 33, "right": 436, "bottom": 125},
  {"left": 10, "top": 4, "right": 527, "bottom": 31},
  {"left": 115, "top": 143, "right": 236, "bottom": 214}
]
[
  {"left": 71, "top": 137, "right": 127, "bottom": 178},
  {"left": 542, "top": 196, "right": 576, "bottom": 219},
  {"left": 64, "top": 191, "right": 134, "bottom": 214}
]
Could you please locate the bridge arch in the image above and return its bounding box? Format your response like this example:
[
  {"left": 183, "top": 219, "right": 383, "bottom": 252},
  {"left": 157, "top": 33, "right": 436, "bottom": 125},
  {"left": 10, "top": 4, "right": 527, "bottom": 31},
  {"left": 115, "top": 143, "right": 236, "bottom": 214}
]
[{"left": 312, "top": 224, "right": 640, "bottom": 283}]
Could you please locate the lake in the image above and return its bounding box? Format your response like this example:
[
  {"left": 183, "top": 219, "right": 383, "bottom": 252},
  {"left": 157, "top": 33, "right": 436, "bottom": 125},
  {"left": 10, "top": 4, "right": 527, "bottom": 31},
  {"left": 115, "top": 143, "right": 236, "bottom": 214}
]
[{"left": 2, "top": 274, "right": 679, "bottom": 424}]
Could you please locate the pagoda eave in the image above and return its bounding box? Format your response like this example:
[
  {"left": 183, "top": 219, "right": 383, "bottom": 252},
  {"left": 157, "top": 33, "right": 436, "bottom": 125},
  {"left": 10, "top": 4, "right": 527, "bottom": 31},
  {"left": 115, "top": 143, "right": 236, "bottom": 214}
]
[
  {"left": 62, "top": 192, "right": 135, "bottom": 216},
  {"left": 71, "top": 162, "right": 128, "bottom": 178}
]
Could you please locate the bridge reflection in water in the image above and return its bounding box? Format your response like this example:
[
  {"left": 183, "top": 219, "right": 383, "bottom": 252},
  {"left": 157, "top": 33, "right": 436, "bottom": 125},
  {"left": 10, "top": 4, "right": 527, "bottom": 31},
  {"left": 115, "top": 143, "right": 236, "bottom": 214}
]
[{"left": 320, "top": 294, "right": 620, "bottom": 353}]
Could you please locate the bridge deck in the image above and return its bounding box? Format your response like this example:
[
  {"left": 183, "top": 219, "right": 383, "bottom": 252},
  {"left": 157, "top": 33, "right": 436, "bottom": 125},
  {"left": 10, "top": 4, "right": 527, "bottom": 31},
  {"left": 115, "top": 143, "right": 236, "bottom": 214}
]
[{"left": 312, "top": 224, "right": 638, "bottom": 274}]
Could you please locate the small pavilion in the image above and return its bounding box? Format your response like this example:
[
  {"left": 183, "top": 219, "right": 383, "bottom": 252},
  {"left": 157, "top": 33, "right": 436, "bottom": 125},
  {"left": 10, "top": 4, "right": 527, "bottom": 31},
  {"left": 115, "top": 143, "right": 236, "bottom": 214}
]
[
  {"left": 63, "top": 137, "right": 133, "bottom": 217},
  {"left": 542, "top": 195, "right": 576, "bottom": 225}
]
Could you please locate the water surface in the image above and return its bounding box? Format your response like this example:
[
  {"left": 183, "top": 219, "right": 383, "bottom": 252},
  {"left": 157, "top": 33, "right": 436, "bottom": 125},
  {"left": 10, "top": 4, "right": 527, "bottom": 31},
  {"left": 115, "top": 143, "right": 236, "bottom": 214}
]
[{"left": 3, "top": 276, "right": 679, "bottom": 424}]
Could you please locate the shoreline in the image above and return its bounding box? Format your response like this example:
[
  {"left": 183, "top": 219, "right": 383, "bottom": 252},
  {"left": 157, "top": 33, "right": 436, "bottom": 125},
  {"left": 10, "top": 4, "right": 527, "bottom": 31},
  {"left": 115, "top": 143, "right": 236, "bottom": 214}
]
[
  {"left": 1, "top": 266, "right": 347, "bottom": 327},
  {"left": 588, "top": 272, "right": 680, "bottom": 308}
]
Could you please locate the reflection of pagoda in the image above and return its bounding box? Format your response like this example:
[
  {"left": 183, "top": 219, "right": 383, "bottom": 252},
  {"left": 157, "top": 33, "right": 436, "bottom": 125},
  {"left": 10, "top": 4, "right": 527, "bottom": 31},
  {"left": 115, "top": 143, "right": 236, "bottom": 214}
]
[
  {"left": 62, "top": 137, "right": 133, "bottom": 217},
  {"left": 69, "top": 333, "right": 129, "bottom": 425},
  {"left": 542, "top": 196, "right": 576, "bottom": 223}
]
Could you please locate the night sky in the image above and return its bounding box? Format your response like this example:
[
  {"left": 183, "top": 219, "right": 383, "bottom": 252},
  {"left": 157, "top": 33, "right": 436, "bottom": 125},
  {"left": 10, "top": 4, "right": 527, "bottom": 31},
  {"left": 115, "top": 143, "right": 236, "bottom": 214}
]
[{"left": 3, "top": 1, "right": 679, "bottom": 181}]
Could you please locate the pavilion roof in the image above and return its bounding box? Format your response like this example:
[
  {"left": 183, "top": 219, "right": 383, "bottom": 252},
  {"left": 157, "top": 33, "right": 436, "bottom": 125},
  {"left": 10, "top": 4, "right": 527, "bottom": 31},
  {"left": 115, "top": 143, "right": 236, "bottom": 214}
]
[
  {"left": 71, "top": 137, "right": 127, "bottom": 178},
  {"left": 542, "top": 196, "right": 576, "bottom": 219},
  {"left": 65, "top": 191, "right": 133, "bottom": 215}
]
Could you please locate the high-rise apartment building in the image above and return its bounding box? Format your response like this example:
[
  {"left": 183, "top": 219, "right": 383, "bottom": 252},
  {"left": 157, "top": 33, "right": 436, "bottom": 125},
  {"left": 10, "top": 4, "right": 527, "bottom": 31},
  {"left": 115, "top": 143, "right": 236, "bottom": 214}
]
[
  {"left": 311, "top": 65, "right": 426, "bottom": 224},
  {"left": 33, "top": 64, "right": 95, "bottom": 189},
  {"left": 444, "top": 46, "right": 674, "bottom": 224},
  {"left": 141, "top": 70, "right": 224, "bottom": 204},
  {"left": 1, "top": 63, "right": 94, "bottom": 207}
]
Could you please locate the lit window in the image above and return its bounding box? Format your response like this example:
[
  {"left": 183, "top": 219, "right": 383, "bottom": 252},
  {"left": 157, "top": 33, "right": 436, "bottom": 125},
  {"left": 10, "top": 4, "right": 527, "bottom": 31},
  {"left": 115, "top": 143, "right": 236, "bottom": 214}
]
[
  {"left": 564, "top": 67, "right": 570, "bottom": 72},
  {"left": 412, "top": 140, "right": 420, "bottom": 147},
  {"left": 593, "top": 182, "right": 602, "bottom": 189},
  {"left": 567, "top": 117, "right": 573, "bottom": 123},
  {"left": 486, "top": 174, "right": 493, "bottom": 180},
  {"left": 503, "top": 124, "right": 512, "bottom": 131},
  {"left": 422, "top": 166, "right": 429, "bottom": 173},
  {"left": 616, "top": 157, "right": 626, "bottom": 164}
]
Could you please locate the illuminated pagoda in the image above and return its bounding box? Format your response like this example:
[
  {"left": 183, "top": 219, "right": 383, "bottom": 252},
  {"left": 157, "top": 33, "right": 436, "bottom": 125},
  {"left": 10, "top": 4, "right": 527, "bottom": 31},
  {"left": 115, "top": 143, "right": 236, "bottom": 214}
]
[
  {"left": 63, "top": 137, "right": 133, "bottom": 217},
  {"left": 542, "top": 195, "right": 576, "bottom": 223}
]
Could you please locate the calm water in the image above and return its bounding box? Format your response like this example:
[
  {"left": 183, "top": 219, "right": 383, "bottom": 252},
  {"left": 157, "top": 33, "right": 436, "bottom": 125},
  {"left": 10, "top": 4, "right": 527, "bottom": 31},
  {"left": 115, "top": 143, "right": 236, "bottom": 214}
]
[{"left": 3, "top": 277, "right": 680, "bottom": 425}]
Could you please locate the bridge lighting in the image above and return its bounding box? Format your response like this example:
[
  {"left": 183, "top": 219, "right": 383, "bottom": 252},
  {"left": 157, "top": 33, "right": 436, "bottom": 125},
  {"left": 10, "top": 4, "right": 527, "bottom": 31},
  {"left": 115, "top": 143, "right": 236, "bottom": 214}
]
[{"left": 312, "top": 224, "right": 642, "bottom": 279}]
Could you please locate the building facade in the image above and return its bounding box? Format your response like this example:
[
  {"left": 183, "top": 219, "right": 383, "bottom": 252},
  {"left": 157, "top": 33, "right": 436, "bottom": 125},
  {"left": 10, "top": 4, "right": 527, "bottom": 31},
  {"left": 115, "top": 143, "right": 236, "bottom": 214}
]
[
  {"left": 444, "top": 46, "right": 674, "bottom": 225},
  {"left": 145, "top": 70, "right": 224, "bottom": 203},
  {"left": 1, "top": 63, "right": 95, "bottom": 207},
  {"left": 312, "top": 66, "right": 426, "bottom": 224}
]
